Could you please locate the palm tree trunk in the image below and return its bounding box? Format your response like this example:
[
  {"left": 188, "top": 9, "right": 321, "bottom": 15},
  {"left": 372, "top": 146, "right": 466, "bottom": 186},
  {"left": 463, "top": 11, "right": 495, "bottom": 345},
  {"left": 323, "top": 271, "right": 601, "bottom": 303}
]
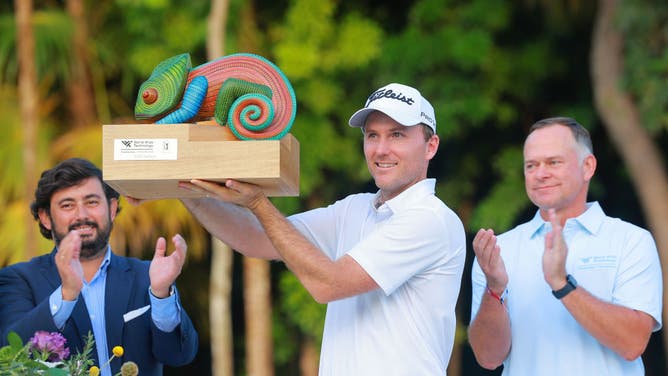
[
  {"left": 238, "top": 2, "right": 275, "bottom": 374},
  {"left": 243, "top": 257, "right": 274, "bottom": 376},
  {"left": 14, "top": 0, "right": 38, "bottom": 260},
  {"left": 66, "top": 0, "right": 97, "bottom": 128},
  {"left": 206, "top": 1, "right": 234, "bottom": 375},
  {"left": 210, "top": 238, "right": 235, "bottom": 375},
  {"left": 299, "top": 336, "right": 319, "bottom": 376},
  {"left": 591, "top": 0, "right": 668, "bottom": 356},
  {"left": 207, "top": 0, "right": 228, "bottom": 63}
]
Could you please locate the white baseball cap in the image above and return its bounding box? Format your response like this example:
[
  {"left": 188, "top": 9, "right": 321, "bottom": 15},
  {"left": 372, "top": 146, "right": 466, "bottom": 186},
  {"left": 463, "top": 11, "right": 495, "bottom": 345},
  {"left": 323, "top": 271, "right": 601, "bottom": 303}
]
[{"left": 348, "top": 83, "right": 436, "bottom": 132}]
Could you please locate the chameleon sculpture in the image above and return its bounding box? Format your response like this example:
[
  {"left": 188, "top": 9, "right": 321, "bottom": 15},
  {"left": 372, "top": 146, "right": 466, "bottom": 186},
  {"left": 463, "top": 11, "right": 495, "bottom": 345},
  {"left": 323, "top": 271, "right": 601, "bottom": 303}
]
[{"left": 134, "top": 53, "right": 296, "bottom": 140}]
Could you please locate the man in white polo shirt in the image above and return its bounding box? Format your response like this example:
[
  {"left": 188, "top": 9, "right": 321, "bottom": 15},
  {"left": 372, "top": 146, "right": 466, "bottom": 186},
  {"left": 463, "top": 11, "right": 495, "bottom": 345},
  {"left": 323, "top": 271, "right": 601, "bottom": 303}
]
[
  {"left": 468, "top": 117, "right": 662, "bottom": 375},
  {"left": 178, "top": 83, "right": 466, "bottom": 374}
]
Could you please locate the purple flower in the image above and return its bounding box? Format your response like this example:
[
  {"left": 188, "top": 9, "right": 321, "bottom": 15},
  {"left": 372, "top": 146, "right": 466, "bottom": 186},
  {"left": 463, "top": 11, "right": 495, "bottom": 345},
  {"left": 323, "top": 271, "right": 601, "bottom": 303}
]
[{"left": 29, "top": 331, "right": 70, "bottom": 362}]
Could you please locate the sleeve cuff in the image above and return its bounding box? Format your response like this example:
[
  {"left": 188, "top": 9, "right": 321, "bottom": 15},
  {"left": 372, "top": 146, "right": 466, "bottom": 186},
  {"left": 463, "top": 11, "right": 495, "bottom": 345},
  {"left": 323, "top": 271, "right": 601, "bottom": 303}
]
[
  {"left": 49, "top": 286, "right": 77, "bottom": 330},
  {"left": 149, "top": 286, "right": 182, "bottom": 332}
]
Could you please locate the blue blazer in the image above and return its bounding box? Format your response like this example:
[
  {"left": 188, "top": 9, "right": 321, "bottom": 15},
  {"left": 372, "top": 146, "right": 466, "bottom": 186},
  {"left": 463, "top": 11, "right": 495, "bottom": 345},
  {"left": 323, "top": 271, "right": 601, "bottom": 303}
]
[{"left": 0, "top": 249, "right": 198, "bottom": 375}]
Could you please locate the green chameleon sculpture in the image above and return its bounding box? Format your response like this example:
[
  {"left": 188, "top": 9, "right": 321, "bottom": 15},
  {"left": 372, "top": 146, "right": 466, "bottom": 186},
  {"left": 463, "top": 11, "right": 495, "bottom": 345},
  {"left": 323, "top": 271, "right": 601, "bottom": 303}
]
[{"left": 134, "top": 53, "right": 296, "bottom": 140}]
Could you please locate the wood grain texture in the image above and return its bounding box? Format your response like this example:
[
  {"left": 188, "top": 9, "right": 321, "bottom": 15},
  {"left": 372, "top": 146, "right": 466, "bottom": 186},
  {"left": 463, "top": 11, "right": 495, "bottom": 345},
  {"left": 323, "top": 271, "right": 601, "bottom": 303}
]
[{"left": 102, "top": 123, "right": 299, "bottom": 199}]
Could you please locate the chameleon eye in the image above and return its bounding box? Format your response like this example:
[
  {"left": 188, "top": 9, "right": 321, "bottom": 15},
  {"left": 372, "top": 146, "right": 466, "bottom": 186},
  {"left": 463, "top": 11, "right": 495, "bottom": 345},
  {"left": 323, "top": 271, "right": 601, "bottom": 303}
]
[{"left": 142, "top": 88, "right": 158, "bottom": 104}]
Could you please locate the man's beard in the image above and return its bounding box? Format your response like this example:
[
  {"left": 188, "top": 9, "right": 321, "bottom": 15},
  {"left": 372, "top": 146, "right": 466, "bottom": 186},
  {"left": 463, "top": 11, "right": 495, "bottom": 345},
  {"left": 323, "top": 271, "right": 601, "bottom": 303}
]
[{"left": 53, "top": 218, "right": 113, "bottom": 260}]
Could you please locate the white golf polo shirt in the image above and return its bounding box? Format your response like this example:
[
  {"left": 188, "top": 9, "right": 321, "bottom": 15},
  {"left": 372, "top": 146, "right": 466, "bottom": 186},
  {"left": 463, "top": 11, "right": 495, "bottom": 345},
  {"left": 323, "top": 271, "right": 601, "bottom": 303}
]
[{"left": 290, "top": 179, "right": 466, "bottom": 375}]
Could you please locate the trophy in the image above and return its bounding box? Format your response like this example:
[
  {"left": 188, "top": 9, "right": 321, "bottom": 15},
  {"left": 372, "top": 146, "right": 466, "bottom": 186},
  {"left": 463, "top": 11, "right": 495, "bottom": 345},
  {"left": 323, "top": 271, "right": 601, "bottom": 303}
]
[{"left": 102, "top": 53, "right": 300, "bottom": 199}]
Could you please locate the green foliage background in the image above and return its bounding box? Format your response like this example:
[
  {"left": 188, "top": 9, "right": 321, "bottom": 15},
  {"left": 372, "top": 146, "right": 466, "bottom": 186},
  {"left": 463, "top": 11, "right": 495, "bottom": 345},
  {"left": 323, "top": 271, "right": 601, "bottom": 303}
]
[{"left": 0, "top": 0, "right": 666, "bottom": 375}]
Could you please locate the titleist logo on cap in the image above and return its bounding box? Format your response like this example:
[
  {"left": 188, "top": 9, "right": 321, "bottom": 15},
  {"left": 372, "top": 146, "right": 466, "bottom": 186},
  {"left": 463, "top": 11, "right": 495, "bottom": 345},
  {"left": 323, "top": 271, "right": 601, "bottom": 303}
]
[
  {"left": 367, "top": 88, "right": 415, "bottom": 107},
  {"left": 348, "top": 82, "right": 436, "bottom": 132}
]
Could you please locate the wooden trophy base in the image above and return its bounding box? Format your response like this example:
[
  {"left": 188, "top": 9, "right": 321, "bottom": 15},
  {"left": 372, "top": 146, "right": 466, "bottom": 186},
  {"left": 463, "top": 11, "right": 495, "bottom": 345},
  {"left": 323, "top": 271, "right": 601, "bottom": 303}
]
[{"left": 102, "top": 121, "right": 299, "bottom": 199}]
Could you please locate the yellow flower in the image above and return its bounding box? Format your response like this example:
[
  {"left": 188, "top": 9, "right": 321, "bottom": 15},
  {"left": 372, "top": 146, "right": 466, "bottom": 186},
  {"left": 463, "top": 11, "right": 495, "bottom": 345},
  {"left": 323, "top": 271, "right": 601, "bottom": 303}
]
[
  {"left": 112, "top": 346, "right": 124, "bottom": 357},
  {"left": 120, "top": 361, "right": 139, "bottom": 376},
  {"left": 89, "top": 366, "right": 100, "bottom": 376}
]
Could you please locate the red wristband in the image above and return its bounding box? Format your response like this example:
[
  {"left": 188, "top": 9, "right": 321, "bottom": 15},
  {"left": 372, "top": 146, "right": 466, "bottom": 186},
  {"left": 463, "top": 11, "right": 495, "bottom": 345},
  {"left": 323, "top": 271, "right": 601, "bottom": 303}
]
[{"left": 487, "top": 286, "right": 508, "bottom": 305}]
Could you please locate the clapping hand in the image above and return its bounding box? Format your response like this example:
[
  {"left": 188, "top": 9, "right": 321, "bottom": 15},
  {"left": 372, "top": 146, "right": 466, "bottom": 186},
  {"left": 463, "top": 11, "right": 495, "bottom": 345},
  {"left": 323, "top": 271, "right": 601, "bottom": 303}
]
[
  {"left": 55, "top": 230, "right": 85, "bottom": 301},
  {"left": 149, "top": 234, "right": 187, "bottom": 298},
  {"left": 543, "top": 209, "right": 569, "bottom": 290},
  {"left": 472, "top": 228, "right": 508, "bottom": 294}
]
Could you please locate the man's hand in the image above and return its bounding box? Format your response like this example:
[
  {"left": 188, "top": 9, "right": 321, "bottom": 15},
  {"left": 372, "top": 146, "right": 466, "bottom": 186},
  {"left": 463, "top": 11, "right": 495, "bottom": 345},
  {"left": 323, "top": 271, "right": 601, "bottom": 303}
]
[
  {"left": 124, "top": 196, "right": 146, "bottom": 206},
  {"left": 186, "top": 179, "right": 266, "bottom": 211},
  {"left": 56, "top": 230, "right": 85, "bottom": 301},
  {"left": 472, "top": 228, "right": 508, "bottom": 294},
  {"left": 543, "top": 209, "right": 569, "bottom": 290},
  {"left": 149, "top": 234, "right": 187, "bottom": 298}
]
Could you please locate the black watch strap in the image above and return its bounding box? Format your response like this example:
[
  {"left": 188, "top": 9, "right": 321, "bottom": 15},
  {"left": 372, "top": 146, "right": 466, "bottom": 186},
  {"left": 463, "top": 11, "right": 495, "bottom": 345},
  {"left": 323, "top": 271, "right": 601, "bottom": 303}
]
[{"left": 552, "top": 274, "right": 577, "bottom": 299}]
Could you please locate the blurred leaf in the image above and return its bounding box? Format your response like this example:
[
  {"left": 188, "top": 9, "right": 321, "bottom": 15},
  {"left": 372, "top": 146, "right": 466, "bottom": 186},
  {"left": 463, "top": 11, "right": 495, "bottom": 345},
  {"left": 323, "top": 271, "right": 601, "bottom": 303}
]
[
  {"left": 278, "top": 272, "right": 326, "bottom": 343},
  {"left": 0, "top": 10, "right": 73, "bottom": 84},
  {"left": 0, "top": 200, "right": 53, "bottom": 265},
  {"left": 324, "top": 14, "right": 384, "bottom": 70},
  {"left": 618, "top": 0, "right": 668, "bottom": 133},
  {"left": 469, "top": 146, "right": 530, "bottom": 231}
]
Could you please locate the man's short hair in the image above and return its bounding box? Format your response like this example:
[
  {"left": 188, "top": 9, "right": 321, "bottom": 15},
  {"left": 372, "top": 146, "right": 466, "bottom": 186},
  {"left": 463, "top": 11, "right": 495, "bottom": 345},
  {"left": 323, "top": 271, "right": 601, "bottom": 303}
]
[{"left": 528, "top": 117, "right": 593, "bottom": 160}]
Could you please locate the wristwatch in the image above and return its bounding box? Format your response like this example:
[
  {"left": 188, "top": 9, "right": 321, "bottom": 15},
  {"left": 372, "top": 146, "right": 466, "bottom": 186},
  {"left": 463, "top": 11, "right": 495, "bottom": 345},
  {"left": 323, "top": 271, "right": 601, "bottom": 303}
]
[
  {"left": 552, "top": 274, "right": 577, "bottom": 299},
  {"left": 150, "top": 285, "right": 175, "bottom": 299}
]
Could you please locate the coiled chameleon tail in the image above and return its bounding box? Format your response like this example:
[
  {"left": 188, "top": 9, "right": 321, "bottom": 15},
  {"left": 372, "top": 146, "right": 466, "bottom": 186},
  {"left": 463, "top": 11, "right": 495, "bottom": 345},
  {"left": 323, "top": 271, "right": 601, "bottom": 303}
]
[{"left": 135, "top": 53, "right": 297, "bottom": 140}]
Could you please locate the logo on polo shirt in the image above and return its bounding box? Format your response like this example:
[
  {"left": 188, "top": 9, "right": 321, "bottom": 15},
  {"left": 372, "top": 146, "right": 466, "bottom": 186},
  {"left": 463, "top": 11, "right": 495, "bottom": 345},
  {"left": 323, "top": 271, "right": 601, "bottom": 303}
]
[{"left": 577, "top": 255, "right": 617, "bottom": 270}]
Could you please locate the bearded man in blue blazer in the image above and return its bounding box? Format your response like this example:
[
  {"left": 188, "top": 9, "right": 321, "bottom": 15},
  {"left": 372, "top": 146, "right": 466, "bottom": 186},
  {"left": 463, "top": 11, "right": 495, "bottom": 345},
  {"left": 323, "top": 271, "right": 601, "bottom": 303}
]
[{"left": 0, "top": 158, "right": 198, "bottom": 376}]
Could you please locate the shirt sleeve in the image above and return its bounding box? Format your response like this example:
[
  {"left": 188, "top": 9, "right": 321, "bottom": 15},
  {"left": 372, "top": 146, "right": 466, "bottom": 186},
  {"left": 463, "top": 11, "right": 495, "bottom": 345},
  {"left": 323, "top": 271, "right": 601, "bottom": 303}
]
[
  {"left": 49, "top": 286, "right": 77, "bottom": 330},
  {"left": 149, "top": 286, "right": 182, "bottom": 332},
  {"left": 612, "top": 228, "right": 663, "bottom": 330},
  {"left": 289, "top": 204, "right": 341, "bottom": 260}
]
